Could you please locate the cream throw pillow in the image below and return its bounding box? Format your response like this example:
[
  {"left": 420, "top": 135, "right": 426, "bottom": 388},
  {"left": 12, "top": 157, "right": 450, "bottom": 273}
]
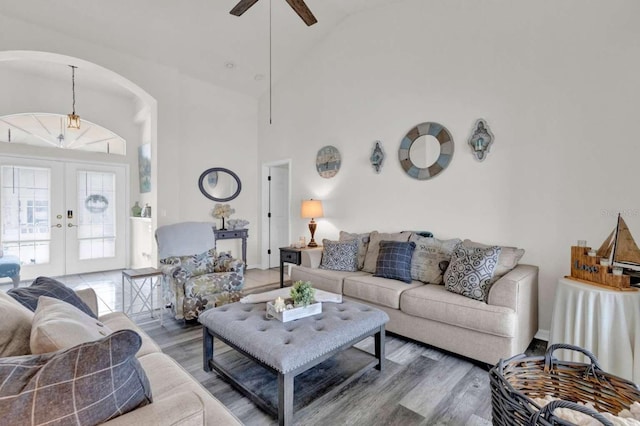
[
  {"left": 410, "top": 234, "right": 461, "bottom": 284},
  {"left": 0, "top": 291, "right": 34, "bottom": 357},
  {"left": 30, "top": 296, "right": 113, "bottom": 354},
  {"left": 463, "top": 239, "right": 525, "bottom": 281},
  {"left": 362, "top": 231, "right": 412, "bottom": 273}
]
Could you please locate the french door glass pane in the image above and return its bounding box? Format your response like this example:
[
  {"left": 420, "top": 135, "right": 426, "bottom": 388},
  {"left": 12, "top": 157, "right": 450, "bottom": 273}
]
[
  {"left": 77, "top": 170, "right": 116, "bottom": 260},
  {"left": 0, "top": 166, "right": 51, "bottom": 264}
]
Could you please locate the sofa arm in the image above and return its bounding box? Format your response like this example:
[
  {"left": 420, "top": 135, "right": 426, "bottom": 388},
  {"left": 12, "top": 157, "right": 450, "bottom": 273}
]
[
  {"left": 488, "top": 264, "right": 538, "bottom": 311},
  {"left": 300, "top": 248, "right": 323, "bottom": 268},
  {"left": 75, "top": 288, "right": 99, "bottom": 317},
  {"left": 101, "top": 391, "right": 204, "bottom": 426}
]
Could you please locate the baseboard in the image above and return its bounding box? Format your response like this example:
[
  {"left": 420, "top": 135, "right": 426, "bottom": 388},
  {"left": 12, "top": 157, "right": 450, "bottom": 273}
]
[
  {"left": 245, "top": 264, "right": 262, "bottom": 270},
  {"left": 535, "top": 329, "right": 549, "bottom": 342}
]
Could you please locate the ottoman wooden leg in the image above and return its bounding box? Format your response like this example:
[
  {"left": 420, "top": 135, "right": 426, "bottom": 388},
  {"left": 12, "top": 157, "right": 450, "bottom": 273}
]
[
  {"left": 278, "top": 372, "right": 294, "bottom": 426},
  {"left": 375, "top": 325, "right": 385, "bottom": 372},
  {"left": 203, "top": 327, "right": 214, "bottom": 372}
]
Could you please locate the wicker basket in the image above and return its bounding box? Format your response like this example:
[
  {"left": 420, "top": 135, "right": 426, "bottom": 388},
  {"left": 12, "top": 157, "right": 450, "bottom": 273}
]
[{"left": 490, "top": 343, "right": 640, "bottom": 425}]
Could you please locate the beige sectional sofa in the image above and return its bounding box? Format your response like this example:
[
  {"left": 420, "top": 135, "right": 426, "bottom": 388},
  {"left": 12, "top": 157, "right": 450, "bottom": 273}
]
[
  {"left": 1, "top": 287, "right": 241, "bottom": 426},
  {"left": 291, "top": 242, "right": 539, "bottom": 365}
]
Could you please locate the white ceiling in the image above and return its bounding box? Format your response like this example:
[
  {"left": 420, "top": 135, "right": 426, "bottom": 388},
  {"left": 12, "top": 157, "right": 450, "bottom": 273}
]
[{"left": 0, "top": 0, "right": 404, "bottom": 98}]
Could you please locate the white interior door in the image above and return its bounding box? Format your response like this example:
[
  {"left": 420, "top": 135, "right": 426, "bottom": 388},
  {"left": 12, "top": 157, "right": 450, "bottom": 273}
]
[
  {"left": 0, "top": 156, "right": 127, "bottom": 280},
  {"left": 64, "top": 162, "right": 126, "bottom": 275},
  {"left": 268, "top": 165, "right": 290, "bottom": 268}
]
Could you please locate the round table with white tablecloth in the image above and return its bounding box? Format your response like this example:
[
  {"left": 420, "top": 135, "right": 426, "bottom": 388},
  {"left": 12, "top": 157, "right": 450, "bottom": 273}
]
[{"left": 549, "top": 277, "right": 640, "bottom": 383}]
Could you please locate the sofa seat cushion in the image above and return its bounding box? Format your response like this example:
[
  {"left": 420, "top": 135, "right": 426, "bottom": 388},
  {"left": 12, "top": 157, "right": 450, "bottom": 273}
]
[
  {"left": 400, "top": 284, "right": 516, "bottom": 338},
  {"left": 343, "top": 275, "right": 423, "bottom": 309},
  {"left": 100, "top": 312, "right": 162, "bottom": 357},
  {"left": 138, "top": 352, "right": 242, "bottom": 425},
  {"left": 290, "top": 265, "right": 368, "bottom": 294}
]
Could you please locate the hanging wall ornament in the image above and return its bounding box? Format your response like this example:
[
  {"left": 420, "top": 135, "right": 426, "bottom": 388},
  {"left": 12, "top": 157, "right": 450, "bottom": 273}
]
[
  {"left": 468, "top": 119, "right": 494, "bottom": 161},
  {"left": 370, "top": 141, "right": 384, "bottom": 173}
]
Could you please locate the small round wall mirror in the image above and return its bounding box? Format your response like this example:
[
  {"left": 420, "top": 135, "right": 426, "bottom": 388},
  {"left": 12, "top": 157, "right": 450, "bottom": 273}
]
[
  {"left": 399, "top": 122, "right": 454, "bottom": 180},
  {"left": 198, "top": 167, "right": 241, "bottom": 202}
]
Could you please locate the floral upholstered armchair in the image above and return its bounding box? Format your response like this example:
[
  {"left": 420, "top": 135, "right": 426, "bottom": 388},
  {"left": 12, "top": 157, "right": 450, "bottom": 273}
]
[{"left": 156, "top": 222, "right": 245, "bottom": 320}]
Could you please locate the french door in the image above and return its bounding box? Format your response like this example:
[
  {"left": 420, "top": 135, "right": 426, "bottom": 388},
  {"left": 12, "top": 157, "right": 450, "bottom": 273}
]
[{"left": 0, "top": 156, "right": 127, "bottom": 279}]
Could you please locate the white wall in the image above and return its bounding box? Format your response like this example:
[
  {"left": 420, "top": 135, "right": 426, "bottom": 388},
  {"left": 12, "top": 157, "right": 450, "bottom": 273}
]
[
  {"left": 257, "top": 0, "right": 640, "bottom": 333},
  {"left": 0, "top": 14, "right": 259, "bottom": 266}
]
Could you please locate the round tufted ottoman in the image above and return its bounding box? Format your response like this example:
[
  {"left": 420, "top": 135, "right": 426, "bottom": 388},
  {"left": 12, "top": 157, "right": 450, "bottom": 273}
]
[{"left": 199, "top": 300, "right": 388, "bottom": 426}]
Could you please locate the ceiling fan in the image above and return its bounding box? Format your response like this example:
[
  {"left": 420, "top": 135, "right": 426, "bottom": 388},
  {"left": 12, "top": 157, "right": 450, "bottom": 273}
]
[{"left": 230, "top": 0, "right": 317, "bottom": 26}]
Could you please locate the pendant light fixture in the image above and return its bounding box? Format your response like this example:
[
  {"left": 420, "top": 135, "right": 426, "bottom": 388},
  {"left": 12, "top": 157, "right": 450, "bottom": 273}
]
[{"left": 67, "top": 65, "right": 81, "bottom": 129}]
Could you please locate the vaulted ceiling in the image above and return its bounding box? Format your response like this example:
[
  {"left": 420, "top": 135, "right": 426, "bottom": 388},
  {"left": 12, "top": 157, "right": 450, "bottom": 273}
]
[{"left": 0, "top": 0, "right": 403, "bottom": 98}]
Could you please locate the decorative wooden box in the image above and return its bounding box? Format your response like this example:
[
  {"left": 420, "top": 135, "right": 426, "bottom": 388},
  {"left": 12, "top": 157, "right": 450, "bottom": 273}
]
[
  {"left": 568, "top": 246, "right": 633, "bottom": 291},
  {"left": 266, "top": 301, "right": 322, "bottom": 322}
]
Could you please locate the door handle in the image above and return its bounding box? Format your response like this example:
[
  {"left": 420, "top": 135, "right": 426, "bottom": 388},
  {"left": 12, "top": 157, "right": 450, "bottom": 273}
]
[
  {"left": 51, "top": 224, "right": 62, "bottom": 228},
  {"left": 67, "top": 223, "right": 77, "bottom": 228}
]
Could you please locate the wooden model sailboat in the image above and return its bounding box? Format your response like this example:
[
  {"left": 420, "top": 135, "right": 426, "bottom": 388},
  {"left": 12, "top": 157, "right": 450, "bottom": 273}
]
[{"left": 596, "top": 214, "right": 640, "bottom": 272}]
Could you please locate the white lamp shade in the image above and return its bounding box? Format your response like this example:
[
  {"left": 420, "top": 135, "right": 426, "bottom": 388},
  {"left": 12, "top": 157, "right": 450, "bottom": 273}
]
[{"left": 301, "top": 199, "right": 323, "bottom": 219}]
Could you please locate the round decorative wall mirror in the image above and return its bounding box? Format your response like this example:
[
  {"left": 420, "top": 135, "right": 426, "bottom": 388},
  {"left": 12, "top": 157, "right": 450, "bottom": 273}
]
[
  {"left": 398, "top": 122, "right": 454, "bottom": 180},
  {"left": 198, "top": 167, "right": 242, "bottom": 202}
]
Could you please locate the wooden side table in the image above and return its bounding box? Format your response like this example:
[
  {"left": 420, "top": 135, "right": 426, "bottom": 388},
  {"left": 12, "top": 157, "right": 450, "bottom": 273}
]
[
  {"left": 214, "top": 229, "right": 248, "bottom": 264},
  {"left": 279, "top": 246, "right": 322, "bottom": 288},
  {"left": 122, "top": 267, "right": 164, "bottom": 324}
]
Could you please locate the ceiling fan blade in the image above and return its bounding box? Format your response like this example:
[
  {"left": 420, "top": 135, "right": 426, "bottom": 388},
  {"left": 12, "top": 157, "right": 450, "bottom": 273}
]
[
  {"left": 285, "top": 0, "right": 317, "bottom": 26},
  {"left": 230, "top": 0, "right": 261, "bottom": 17}
]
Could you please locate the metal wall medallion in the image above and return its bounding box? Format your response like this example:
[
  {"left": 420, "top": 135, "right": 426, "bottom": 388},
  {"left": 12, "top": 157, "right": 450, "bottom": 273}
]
[
  {"left": 370, "top": 141, "right": 384, "bottom": 173},
  {"left": 468, "top": 119, "right": 494, "bottom": 161},
  {"left": 398, "top": 122, "right": 454, "bottom": 180}
]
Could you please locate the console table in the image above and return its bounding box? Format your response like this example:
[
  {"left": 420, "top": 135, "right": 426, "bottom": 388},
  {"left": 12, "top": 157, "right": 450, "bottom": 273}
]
[
  {"left": 214, "top": 229, "right": 248, "bottom": 264},
  {"left": 549, "top": 277, "right": 640, "bottom": 382}
]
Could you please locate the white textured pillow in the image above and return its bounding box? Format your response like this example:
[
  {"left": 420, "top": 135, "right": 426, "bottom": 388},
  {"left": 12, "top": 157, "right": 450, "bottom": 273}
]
[
  {"left": 463, "top": 239, "right": 525, "bottom": 280},
  {"left": 0, "top": 291, "right": 34, "bottom": 357},
  {"left": 30, "top": 296, "right": 112, "bottom": 354},
  {"left": 410, "top": 234, "right": 461, "bottom": 284}
]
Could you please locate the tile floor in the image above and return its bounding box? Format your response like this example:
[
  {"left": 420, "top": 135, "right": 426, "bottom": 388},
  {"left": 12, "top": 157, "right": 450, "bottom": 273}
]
[{"left": 0, "top": 267, "right": 285, "bottom": 317}]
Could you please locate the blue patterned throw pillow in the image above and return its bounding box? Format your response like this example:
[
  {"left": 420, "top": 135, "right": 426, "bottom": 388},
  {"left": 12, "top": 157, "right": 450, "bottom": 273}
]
[
  {"left": 374, "top": 241, "right": 416, "bottom": 283},
  {"left": 444, "top": 242, "right": 502, "bottom": 302},
  {"left": 320, "top": 239, "right": 359, "bottom": 272}
]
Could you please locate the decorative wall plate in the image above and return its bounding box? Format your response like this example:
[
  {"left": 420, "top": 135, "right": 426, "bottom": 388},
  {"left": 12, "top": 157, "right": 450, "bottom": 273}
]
[
  {"left": 398, "top": 122, "right": 454, "bottom": 180},
  {"left": 316, "top": 145, "right": 341, "bottom": 178}
]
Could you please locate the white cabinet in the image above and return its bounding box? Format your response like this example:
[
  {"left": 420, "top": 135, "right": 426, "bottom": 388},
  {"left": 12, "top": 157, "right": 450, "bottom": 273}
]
[{"left": 130, "top": 217, "right": 153, "bottom": 268}]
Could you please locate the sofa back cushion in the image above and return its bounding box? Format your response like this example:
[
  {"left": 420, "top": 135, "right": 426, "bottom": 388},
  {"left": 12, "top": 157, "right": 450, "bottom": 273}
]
[
  {"left": 409, "top": 234, "right": 461, "bottom": 284},
  {"left": 30, "top": 296, "right": 113, "bottom": 354},
  {"left": 0, "top": 291, "right": 33, "bottom": 357},
  {"left": 463, "top": 239, "right": 525, "bottom": 281},
  {"left": 444, "top": 243, "right": 502, "bottom": 302},
  {"left": 374, "top": 241, "right": 416, "bottom": 283},
  {"left": 362, "top": 231, "right": 411, "bottom": 273},
  {"left": 8, "top": 276, "right": 97, "bottom": 319},
  {"left": 339, "top": 231, "right": 370, "bottom": 270},
  {"left": 0, "top": 330, "right": 152, "bottom": 425},
  {"left": 320, "top": 239, "right": 359, "bottom": 272}
]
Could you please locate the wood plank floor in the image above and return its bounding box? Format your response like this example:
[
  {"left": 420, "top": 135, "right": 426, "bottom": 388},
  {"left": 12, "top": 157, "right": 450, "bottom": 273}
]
[{"left": 139, "top": 315, "right": 546, "bottom": 426}]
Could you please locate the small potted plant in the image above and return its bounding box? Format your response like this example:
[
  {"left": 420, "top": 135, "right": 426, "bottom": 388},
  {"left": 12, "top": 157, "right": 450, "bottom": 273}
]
[{"left": 290, "top": 280, "right": 315, "bottom": 307}]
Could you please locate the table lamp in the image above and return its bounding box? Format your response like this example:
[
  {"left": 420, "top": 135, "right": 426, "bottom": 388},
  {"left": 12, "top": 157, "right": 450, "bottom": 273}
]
[{"left": 301, "top": 199, "right": 323, "bottom": 248}]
